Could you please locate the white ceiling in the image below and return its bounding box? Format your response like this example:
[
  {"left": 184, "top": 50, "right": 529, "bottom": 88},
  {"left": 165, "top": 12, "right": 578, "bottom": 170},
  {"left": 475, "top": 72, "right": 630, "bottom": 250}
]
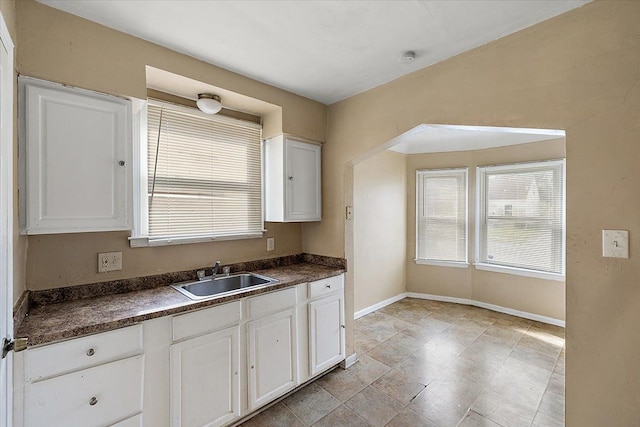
[
  {"left": 39, "top": 0, "right": 590, "bottom": 105},
  {"left": 386, "top": 124, "right": 565, "bottom": 154}
]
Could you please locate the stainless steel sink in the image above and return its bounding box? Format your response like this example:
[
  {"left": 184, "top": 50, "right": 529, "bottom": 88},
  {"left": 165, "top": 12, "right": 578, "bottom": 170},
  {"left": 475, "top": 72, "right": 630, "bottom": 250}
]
[{"left": 172, "top": 273, "right": 279, "bottom": 300}]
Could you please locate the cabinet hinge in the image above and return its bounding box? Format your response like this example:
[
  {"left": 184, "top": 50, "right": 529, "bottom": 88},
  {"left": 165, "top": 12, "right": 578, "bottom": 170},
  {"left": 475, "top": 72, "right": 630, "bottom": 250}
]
[{"left": 2, "top": 337, "right": 28, "bottom": 359}]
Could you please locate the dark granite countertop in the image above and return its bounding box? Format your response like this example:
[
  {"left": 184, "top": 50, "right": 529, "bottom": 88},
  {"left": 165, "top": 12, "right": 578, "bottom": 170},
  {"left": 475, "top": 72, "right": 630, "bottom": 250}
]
[{"left": 16, "top": 258, "right": 344, "bottom": 347}]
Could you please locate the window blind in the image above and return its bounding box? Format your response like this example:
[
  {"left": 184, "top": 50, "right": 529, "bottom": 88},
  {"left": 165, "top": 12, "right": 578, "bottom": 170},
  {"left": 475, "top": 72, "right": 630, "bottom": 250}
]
[
  {"left": 478, "top": 160, "right": 565, "bottom": 275},
  {"left": 416, "top": 169, "right": 468, "bottom": 263},
  {"left": 146, "top": 102, "right": 262, "bottom": 240}
]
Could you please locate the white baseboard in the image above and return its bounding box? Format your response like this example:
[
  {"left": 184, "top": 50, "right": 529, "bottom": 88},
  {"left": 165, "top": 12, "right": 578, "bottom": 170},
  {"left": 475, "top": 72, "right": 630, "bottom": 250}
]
[
  {"left": 352, "top": 291, "right": 564, "bottom": 327},
  {"left": 406, "top": 292, "right": 565, "bottom": 328},
  {"left": 354, "top": 293, "right": 408, "bottom": 319},
  {"left": 340, "top": 353, "right": 358, "bottom": 369}
]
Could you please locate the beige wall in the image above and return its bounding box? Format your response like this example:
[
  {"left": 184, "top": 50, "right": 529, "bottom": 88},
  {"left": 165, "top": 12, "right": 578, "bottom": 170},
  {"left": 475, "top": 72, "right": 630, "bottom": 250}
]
[
  {"left": 310, "top": 1, "right": 640, "bottom": 424},
  {"left": 406, "top": 139, "right": 566, "bottom": 321},
  {"left": 0, "top": 1, "right": 15, "bottom": 39},
  {"left": 15, "top": 0, "right": 327, "bottom": 290},
  {"left": 26, "top": 224, "right": 301, "bottom": 290},
  {"left": 353, "top": 150, "right": 406, "bottom": 312}
]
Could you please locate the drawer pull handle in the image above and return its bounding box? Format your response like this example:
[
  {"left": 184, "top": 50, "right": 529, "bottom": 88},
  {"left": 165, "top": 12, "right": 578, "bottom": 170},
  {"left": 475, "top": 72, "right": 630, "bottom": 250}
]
[
  {"left": 86, "top": 348, "right": 95, "bottom": 357},
  {"left": 89, "top": 397, "right": 98, "bottom": 406}
]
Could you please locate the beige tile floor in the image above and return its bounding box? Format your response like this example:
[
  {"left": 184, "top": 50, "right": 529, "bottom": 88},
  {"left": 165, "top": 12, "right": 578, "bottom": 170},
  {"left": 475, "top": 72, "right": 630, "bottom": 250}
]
[{"left": 240, "top": 298, "right": 565, "bottom": 427}]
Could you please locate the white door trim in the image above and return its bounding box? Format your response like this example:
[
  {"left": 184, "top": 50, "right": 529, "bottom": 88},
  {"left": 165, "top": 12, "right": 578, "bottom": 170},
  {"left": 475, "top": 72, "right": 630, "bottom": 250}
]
[{"left": 0, "top": 8, "right": 14, "bottom": 427}]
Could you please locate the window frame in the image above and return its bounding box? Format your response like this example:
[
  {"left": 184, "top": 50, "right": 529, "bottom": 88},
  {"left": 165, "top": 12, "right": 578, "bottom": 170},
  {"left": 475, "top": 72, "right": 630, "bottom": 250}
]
[
  {"left": 475, "top": 159, "right": 566, "bottom": 281},
  {"left": 415, "top": 167, "right": 469, "bottom": 267},
  {"left": 129, "top": 99, "right": 265, "bottom": 248}
]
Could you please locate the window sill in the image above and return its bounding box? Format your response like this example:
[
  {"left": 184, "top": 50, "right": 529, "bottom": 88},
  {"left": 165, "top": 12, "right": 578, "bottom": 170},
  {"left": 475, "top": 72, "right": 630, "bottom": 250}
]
[
  {"left": 130, "top": 232, "right": 264, "bottom": 248},
  {"left": 474, "top": 263, "right": 565, "bottom": 282},
  {"left": 415, "top": 259, "right": 469, "bottom": 269}
]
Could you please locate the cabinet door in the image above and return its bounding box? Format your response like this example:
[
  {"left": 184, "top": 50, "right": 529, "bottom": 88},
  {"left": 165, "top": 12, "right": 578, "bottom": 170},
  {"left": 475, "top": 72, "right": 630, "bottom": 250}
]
[
  {"left": 285, "top": 139, "right": 321, "bottom": 221},
  {"left": 112, "top": 414, "right": 143, "bottom": 427},
  {"left": 247, "top": 308, "right": 297, "bottom": 410},
  {"left": 20, "top": 78, "right": 131, "bottom": 234},
  {"left": 170, "top": 326, "right": 240, "bottom": 427},
  {"left": 309, "top": 293, "right": 345, "bottom": 376}
]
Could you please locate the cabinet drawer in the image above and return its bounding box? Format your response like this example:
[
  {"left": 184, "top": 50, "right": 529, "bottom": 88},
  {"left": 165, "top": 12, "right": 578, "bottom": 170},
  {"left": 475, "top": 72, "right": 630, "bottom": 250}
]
[
  {"left": 246, "top": 287, "right": 297, "bottom": 319},
  {"left": 25, "top": 324, "right": 143, "bottom": 382},
  {"left": 25, "top": 355, "right": 144, "bottom": 427},
  {"left": 308, "top": 275, "right": 344, "bottom": 300},
  {"left": 172, "top": 300, "right": 241, "bottom": 342}
]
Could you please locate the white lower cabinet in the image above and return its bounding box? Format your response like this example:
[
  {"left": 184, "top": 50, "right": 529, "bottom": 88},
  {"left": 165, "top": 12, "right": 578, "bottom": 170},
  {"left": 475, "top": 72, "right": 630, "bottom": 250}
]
[
  {"left": 17, "top": 325, "right": 145, "bottom": 427},
  {"left": 170, "top": 326, "right": 240, "bottom": 427},
  {"left": 247, "top": 308, "right": 298, "bottom": 410},
  {"left": 309, "top": 292, "right": 345, "bottom": 376},
  {"left": 25, "top": 354, "right": 144, "bottom": 427},
  {"left": 112, "top": 414, "right": 143, "bottom": 427},
  {"left": 16, "top": 274, "right": 345, "bottom": 427}
]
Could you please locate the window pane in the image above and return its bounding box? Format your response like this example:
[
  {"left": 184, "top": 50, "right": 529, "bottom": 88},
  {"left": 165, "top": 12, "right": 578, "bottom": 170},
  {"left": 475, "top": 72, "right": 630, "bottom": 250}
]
[
  {"left": 479, "top": 161, "right": 565, "bottom": 275},
  {"left": 417, "top": 169, "right": 467, "bottom": 263},
  {"left": 147, "top": 103, "right": 262, "bottom": 239},
  {"left": 425, "top": 177, "right": 459, "bottom": 217},
  {"left": 486, "top": 219, "right": 559, "bottom": 272}
]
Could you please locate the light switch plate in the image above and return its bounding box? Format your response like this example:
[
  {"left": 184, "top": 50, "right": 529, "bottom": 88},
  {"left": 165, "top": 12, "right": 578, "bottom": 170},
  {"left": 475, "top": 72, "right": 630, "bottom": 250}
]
[
  {"left": 602, "top": 230, "right": 629, "bottom": 258},
  {"left": 266, "top": 237, "right": 275, "bottom": 252}
]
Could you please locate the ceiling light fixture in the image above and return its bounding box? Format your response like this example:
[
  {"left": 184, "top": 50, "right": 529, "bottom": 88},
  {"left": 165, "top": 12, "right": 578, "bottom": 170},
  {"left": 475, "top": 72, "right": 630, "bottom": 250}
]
[
  {"left": 399, "top": 51, "right": 416, "bottom": 63},
  {"left": 196, "top": 93, "right": 222, "bottom": 114}
]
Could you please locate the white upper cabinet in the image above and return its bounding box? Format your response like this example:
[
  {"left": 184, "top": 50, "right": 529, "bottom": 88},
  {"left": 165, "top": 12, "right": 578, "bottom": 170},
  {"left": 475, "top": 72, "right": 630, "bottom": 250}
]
[
  {"left": 264, "top": 135, "right": 321, "bottom": 222},
  {"left": 19, "top": 77, "right": 132, "bottom": 234}
]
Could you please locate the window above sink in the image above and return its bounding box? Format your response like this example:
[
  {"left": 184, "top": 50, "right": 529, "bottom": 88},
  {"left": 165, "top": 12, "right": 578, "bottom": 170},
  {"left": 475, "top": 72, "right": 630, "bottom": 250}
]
[{"left": 130, "top": 100, "right": 264, "bottom": 247}]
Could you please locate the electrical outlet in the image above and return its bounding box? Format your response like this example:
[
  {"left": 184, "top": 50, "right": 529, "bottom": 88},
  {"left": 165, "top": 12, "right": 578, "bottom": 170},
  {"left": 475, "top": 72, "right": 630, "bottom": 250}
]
[
  {"left": 98, "top": 251, "right": 122, "bottom": 273},
  {"left": 266, "top": 237, "right": 275, "bottom": 252}
]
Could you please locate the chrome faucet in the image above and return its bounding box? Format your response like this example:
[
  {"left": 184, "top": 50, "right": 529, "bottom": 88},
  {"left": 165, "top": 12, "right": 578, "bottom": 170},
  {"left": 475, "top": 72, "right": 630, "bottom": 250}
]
[
  {"left": 212, "top": 260, "right": 221, "bottom": 277},
  {"left": 197, "top": 260, "right": 222, "bottom": 281}
]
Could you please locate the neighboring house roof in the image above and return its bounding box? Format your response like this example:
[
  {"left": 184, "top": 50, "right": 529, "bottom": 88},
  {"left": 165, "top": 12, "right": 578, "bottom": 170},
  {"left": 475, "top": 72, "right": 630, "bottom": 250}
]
[
  {"left": 488, "top": 174, "right": 534, "bottom": 200},
  {"left": 488, "top": 172, "right": 553, "bottom": 202}
]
